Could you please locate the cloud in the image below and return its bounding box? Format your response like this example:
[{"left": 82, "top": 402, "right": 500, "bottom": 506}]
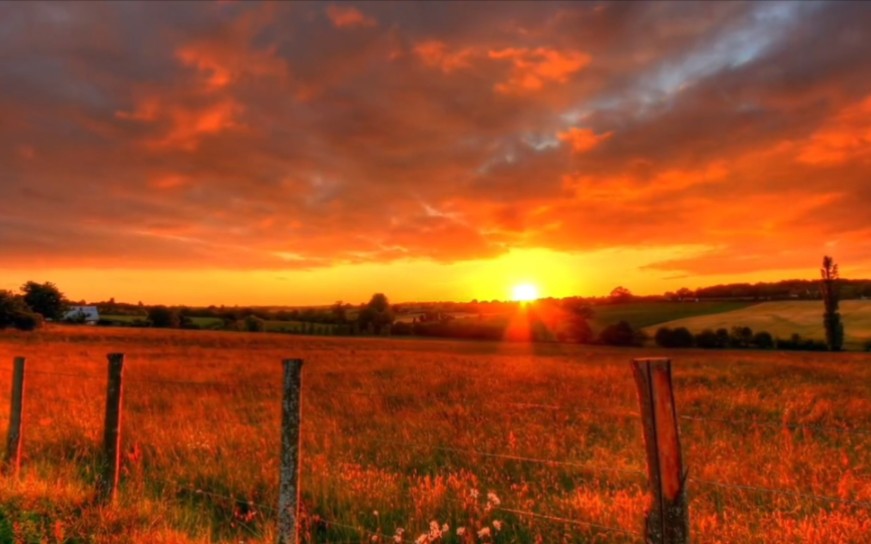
[
  {"left": 1, "top": 0, "right": 871, "bottom": 281},
  {"left": 326, "top": 5, "right": 376, "bottom": 29}
]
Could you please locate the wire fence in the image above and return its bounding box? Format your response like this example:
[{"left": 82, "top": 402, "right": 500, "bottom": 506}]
[{"left": 0, "top": 356, "right": 869, "bottom": 544}]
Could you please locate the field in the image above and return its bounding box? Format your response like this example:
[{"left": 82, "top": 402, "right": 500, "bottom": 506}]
[
  {"left": 646, "top": 300, "right": 871, "bottom": 350},
  {"left": 0, "top": 326, "right": 869, "bottom": 543},
  {"left": 589, "top": 301, "right": 756, "bottom": 333}
]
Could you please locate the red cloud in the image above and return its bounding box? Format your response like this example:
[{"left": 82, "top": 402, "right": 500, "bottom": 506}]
[
  {"left": 557, "top": 127, "right": 613, "bottom": 153},
  {"left": 488, "top": 47, "right": 590, "bottom": 93},
  {"left": 326, "top": 5, "right": 377, "bottom": 28}
]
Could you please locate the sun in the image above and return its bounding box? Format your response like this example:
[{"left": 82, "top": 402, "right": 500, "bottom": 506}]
[{"left": 511, "top": 283, "right": 539, "bottom": 302}]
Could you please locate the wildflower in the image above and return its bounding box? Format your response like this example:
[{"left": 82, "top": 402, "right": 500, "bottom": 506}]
[
  {"left": 487, "top": 491, "right": 501, "bottom": 507},
  {"left": 492, "top": 520, "right": 503, "bottom": 532},
  {"left": 394, "top": 528, "right": 405, "bottom": 543},
  {"left": 415, "top": 534, "right": 428, "bottom": 544},
  {"left": 441, "top": 524, "right": 449, "bottom": 533},
  {"left": 456, "top": 527, "right": 466, "bottom": 536},
  {"left": 477, "top": 527, "right": 491, "bottom": 539}
]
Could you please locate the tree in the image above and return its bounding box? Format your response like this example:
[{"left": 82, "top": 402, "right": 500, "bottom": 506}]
[
  {"left": 654, "top": 326, "right": 693, "bottom": 348},
  {"left": 562, "top": 299, "right": 594, "bottom": 343},
  {"left": 599, "top": 320, "right": 645, "bottom": 346},
  {"left": 147, "top": 306, "right": 180, "bottom": 328},
  {"left": 21, "top": 281, "right": 66, "bottom": 320},
  {"left": 609, "top": 286, "right": 633, "bottom": 302},
  {"left": 0, "top": 290, "right": 43, "bottom": 331},
  {"left": 358, "top": 293, "right": 394, "bottom": 335},
  {"left": 820, "top": 256, "right": 844, "bottom": 351},
  {"left": 752, "top": 331, "right": 774, "bottom": 349}
]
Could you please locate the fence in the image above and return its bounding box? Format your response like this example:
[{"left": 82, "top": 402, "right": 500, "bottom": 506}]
[{"left": 2, "top": 354, "right": 870, "bottom": 543}]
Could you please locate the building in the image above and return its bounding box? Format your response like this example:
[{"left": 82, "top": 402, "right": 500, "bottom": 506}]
[{"left": 63, "top": 306, "right": 100, "bottom": 324}]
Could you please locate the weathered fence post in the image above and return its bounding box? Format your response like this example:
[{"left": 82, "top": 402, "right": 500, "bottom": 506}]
[
  {"left": 631, "top": 358, "right": 690, "bottom": 544},
  {"left": 100, "top": 353, "right": 125, "bottom": 504},
  {"left": 5, "top": 357, "right": 26, "bottom": 476},
  {"left": 278, "top": 358, "right": 303, "bottom": 544}
]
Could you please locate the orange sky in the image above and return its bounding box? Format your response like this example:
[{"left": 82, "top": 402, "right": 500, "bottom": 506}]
[{"left": 2, "top": 1, "right": 871, "bottom": 305}]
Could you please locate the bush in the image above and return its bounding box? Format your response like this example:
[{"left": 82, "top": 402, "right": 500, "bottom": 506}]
[
  {"left": 11, "top": 310, "right": 43, "bottom": 331},
  {"left": 776, "top": 333, "right": 828, "bottom": 351},
  {"left": 599, "top": 321, "right": 645, "bottom": 347},
  {"left": 0, "top": 290, "right": 43, "bottom": 331},
  {"left": 391, "top": 322, "right": 414, "bottom": 336},
  {"left": 751, "top": 331, "right": 775, "bottom": 349},
  {"left": 864, "top": 339, "right": 871, "bottom": 352},
  {"left": 654, "top": 326, "right": 694, "bottom": 348},
  {"left": 147, "top": 306, "right": 180, "bottom": 328},
  {"left": 694, "top": 329, "right": 720, "bottom": 349},
  {"left": 243, "top": 315, "right": 266, "bottom": 332}
]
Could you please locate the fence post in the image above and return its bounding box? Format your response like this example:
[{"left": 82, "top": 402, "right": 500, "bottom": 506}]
[
  {"left": 5, "top": 357, "right": 26, "bottom": 476},
  {"left": 631, "top": 358, "right": 689, "bottom": 544},
  {"left": 100, "top": 353, "right": 125, "bottom": 504},
  {"left": 278, "top": 358, "right": 303, "bottom": 544}
]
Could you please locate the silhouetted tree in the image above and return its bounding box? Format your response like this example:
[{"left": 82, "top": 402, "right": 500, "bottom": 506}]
[
  {"left": 0, "top": 290, "right": 44, "bottom": 330},
  {"left": 358, "top": 293, "right": 394, "bottom": 334},
  {"left": 21, "top": 281, "right": 66, "bottom": 320},
  {"left": 563, "top": 299, "right": 594, "bottom": 343},
  {"left": 599, "top": 320, "right": 644, "bottom": 346},
  {"left": 609, "top": 286, "right": 633, "bottom": 302},
  {"left": 752, "top": 331, "right": 774, "bottom": 349},
  {"left": 820, "top": 256, "right": 844, "bottom": 351},
  {"left": 147, "top": 306, "right": 180, "bottom": 328},
  {"left": 654, "top": 326, "right": 694, "bottom": 348}
]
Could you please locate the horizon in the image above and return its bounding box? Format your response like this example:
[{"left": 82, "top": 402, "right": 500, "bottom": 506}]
[{"left": 3, "top": 2, "right": 871, "bottom": 305}]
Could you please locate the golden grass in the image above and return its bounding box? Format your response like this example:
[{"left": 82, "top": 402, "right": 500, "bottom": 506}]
[{"left": 0, "top": 325, "right": 869, "bottom": 543}]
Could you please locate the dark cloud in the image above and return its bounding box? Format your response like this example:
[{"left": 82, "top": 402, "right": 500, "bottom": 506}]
[{"left": 1, "top": 1, "right": 871, "bottom": 277}]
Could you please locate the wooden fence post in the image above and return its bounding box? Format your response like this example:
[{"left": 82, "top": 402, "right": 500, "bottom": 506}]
[
  {"left": 278, "top": 358, "right": 303, "bottom": 544},
  {"left": 5, "top": 357, "right": 26, "bottom": 476},
  {"left": 631, "top": 358, "right": 689, "bottom": 544},
  {"left": 100, "top": 353, "right": 125, "bottom": 504}
]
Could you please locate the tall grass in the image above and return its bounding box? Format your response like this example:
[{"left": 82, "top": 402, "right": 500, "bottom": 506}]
[{"left": 0, "top": 325, "right": 868, "bottom": 543}]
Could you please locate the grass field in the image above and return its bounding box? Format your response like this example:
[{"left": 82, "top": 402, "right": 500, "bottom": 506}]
[
  {"left": 0, "top": 326, "right": 869, "bottom": 543},
  {"left": 645, "top": 300, "right": 871, "bottom": 350},
  {"left": 589, "top": 301, "right": 756, "bottom": 333}
]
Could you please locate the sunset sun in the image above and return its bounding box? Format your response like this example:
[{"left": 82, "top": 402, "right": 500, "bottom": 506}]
[{"left": 511, "top": 283, "right": 540, "bottom": 302}]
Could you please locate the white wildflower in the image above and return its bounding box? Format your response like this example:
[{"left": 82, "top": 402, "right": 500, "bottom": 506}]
[
  {"left": 456, "top": 527, "right": 466, "bottom": 536},
  {"left": 487, "top": 491, "right": 501, "bottom": 507},
  {"left": 492, "top": 520, "right": 503, "bottom": 532},
  {"left": 477, "top": 527, "right": 491, "bottom": 539}
]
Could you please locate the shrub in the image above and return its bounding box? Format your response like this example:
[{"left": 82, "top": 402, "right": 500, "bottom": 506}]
[
  {"left": 147, "top": 306, "right": 180, "bottom": 328},
  {"left": 864, "top": 339, "right": 871, "bottom": 352},
  {"left": 11, "top": 310, "right": 43, "bottom": 331},
  {"left": 391, "top": 322, "right": 414, "bottom": 336},
  {"left": 694, "top": 329, "right": 720, "bottom": 349},
  {"left": 654, "top": 326, "right": 694, "bottom": 348},
  {"left": 751, "top": 331, "right": 775, "bottom": 349},
  {"left": 243, "top": 315, "right": 266, "bottom": 332},
  {"left": 599, "top": 321, "right": 645, "bottom": 347},
  {"left": 777, "top": 333, "right": 828, "bottom": 351}
]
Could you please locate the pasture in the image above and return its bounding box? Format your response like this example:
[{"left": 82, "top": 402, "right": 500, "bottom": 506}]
[
  {"left": 647, "top": 300, "right": 871, "bottom": 350},
  {"left": 0, "top": 326, "right": 868, "bottom": 543}
]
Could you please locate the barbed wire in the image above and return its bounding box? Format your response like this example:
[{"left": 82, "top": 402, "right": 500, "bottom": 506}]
[{"left": 689, "top": 478, "right": 871, "bottom": 509}]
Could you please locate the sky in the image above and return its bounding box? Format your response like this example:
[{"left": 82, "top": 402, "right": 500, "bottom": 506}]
[{"left": 2, "top": 1, "right": 871, "bottom": 306}]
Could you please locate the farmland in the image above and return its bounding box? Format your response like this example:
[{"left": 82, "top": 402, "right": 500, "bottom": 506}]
[
  {"left": 0, "top": 326, "right": 869, "bottom": 543},
  {"left": 647, "top": 300, "right": 871, "bottom": 350}
]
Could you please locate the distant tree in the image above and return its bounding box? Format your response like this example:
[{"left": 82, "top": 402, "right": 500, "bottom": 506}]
[
  {"left": 715, "top": 328, "right": 731, "bottom": 348},
  {"left": 358, "top": 293, "right": 394, "bottom": 335},
  {"left": 820, "top": 256, "right": 844, "bottom": 351},
  {"left": 244, "top": 315, "right": 266, "bottom": 332},
  {"left": 730, "top": 326, "right": 754, "bottom": 348},
  {"left": 609, "top": 286, "right": 633, "bottom": 302},
  {"left": 599, "top": 320, "right": 644, "bottom": 346},
  {"left": 331, "top": 301, "right": 348, "bottom": 324},
  {"left": 694, "top": 329, "right": 720, "bottom": 349},
  {"left": 20, "top": 281, "right": 66, "bottom": 320},
  {"left": 562, "top": 299, "right": 594, "bottom": 343},
  {"left": 0, "top": 290, "right": 44, "bottom": 331},
  {"left": 654, "top": 326, "right": 693, "bottom": 348},
  {"left": 752, "top": 331, "right": 774, "bottom": 349},
  {"left": 147, "top": 306, "right": 180, "bottom": 328}
]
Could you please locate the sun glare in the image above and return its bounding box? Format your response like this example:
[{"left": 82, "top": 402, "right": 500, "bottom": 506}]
[{"left": 511, "top": 283, "right": 539, "bottom": 302}]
